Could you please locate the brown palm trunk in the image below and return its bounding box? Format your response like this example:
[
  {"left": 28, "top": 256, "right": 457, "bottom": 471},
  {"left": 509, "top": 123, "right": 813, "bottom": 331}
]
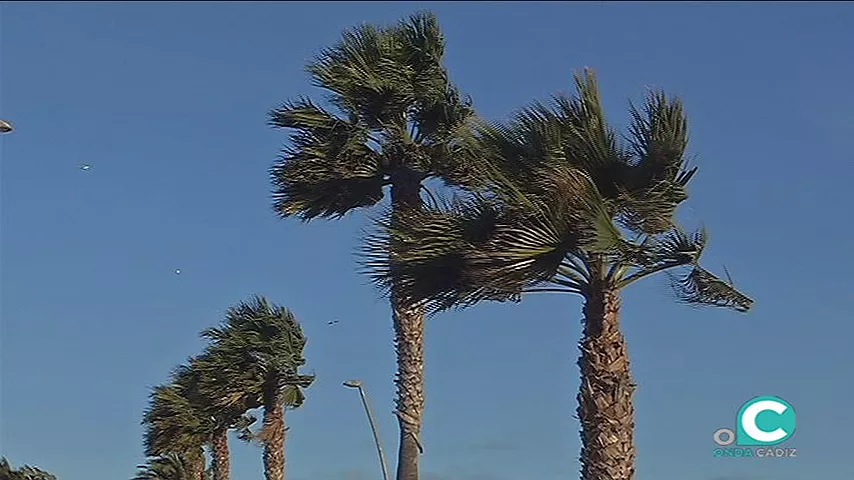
[
  {"left": 211, "top": 428, "right": 230, "bottom": 480},
  {"left": 390, "top": 174, "right": 425, "bottom": 480},
  {"left": 391, "top": 300, "right": 425, "bottom": 480},
  {"left": 191, "top": 452, "right": 206, "bottom": 480},
  {"left": 262, "top": 382, "right": 286, "bottom": 480},
  {"left": 577, "top": 261, "right": 636, "bottom": 480}
]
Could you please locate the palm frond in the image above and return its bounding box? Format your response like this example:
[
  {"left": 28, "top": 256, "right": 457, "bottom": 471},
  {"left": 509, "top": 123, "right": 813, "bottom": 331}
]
[
  {"left": 396, "top": 11, "right": 447, "bottom": 102},
  {"left": 132, "top": 454, "right": 196, "bottom": 480},
  {"left": 363, "top": 164, "right": 606, "bottom": 312},
  {"left": 468, "top": 166, "right": 599, "bottom": 293},
  {"left": 614, "top": 227, "right": 706, "bottom": 287},
  {"left": 269, "top": 98, "right": 385, "bottom": 220},
  {"left": 362, "top": 194, "right": 516, "bottom": 313},
  {"left": 191, "top": 348, "right": 264, "bottom": 413},
  {"left": 616, "top": 89, "right": 696, "bottom": 234},
  {"left": 199, "top": 296, "right": 314, "bottom": 412},
  {"left": 626, "top": 90, "right": 691, "bottom": 182},
  {"left": 307, "top": 21, "right": 415, "bottom": 128},
  {"left": 411, "top": 86, "right": 482, "bottom": 188},
  {"left": 668, "top": 265, "right": 753, "bottom": 312},
  {"left": 552, "top": 69, "right": 621, "bottom": 177},
  {"left": 141, "top": 383, "right": 208, "bottom": 459}
]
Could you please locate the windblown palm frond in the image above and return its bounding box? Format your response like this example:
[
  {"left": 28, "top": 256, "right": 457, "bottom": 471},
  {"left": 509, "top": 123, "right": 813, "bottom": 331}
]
[
  {"left": 668, "top": 265, "right": 753, "bottom": 312},
  {"left": 364, "top": 194, "right": 507, "bottom": 312},
  {"left": 190, "top": 347, "right": 264, "bottom": 414},
  {"left": 615, "top": 87, "right": 696, "bottom": 234},
  {"left": 269, "top": 97, "right": 385, "bottom": 220},
  {"left": 307, "top": 22, "right": 415, "bottom": 129},
  {"left": 364, "top": 163, "right": 617, "bottom": 313},
  {"left": 141, "top": 383, "right": 207, "bottom": 461},
  {"left": 484, "top": 70, "right": 697, "bottom": 235},
  {"left": 132, "top": 454, "right": 199, "bottom": 480}
]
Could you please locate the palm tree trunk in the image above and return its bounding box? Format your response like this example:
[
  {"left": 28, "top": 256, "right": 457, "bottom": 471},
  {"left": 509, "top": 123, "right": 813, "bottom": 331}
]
[
  {"left": 211, "top": 428, "right": 230, "bottom": 480},
  {"left": 191, "top": 453, "right": 206, "bottom": 480},
  {"left": 577, "top": 262, "right": 636, "bottom": 480},
  {"left": 262, "top": 382, "right": 286, "bottom": 480},
  {"left": 390, "top": 175, "right": 425, "bottom": 480},
  {"left": 391, "top": 300, "right": 424, "bottom": 480}
]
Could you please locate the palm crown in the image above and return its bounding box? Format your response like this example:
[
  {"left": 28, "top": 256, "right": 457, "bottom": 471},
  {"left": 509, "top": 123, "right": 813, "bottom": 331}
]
[
  {"left": 199, "top": 296, "right": 314, "bottom": 400},
  {"left": 141, "top": 380, "right": 208, "bottom": 465},
  {"left": 269, "top": 11, "right": 479, "bottom": 220},
  {"left": 368, "top": 70, "right": 753, "bottom": 313}
]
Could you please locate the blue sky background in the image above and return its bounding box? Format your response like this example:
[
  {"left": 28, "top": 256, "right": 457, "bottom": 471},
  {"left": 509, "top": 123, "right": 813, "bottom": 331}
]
[{"left": 1, "top": 2, "right": 852, "bottom": 480}]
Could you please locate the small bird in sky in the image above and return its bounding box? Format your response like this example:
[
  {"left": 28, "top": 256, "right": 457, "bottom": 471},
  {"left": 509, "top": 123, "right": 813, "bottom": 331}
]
[
  {"left": 327, "top": 320, "right": 339, "bottom": 326},
  {"left": 78, "top": 164, "right": 92, "bottom": 171},
  {"left": 175, "top": 269, "right": 181, "bottom": 275}
]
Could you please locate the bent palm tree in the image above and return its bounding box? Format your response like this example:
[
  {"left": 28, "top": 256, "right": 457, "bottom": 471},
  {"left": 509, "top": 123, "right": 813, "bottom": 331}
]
[
  {"left": 267, "top": 12, "right": 478, "bottom": 480},
  {"left": 172, "top": 360, "right": 258, "bottom": 480},
  {"left": 369, "top": 70, "right": 753, "bottom": 479},
  {"left": 142, "top": 382, "right": 208, "bottom": 480},
  {"left": 200, "top": 296, "right": 314, "bottom": 480}
]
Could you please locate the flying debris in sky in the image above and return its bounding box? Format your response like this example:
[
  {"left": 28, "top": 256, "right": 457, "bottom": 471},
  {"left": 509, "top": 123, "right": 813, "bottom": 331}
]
[
  {"left": 0, "top": 120, "right": 13, "bottom": 133},
  {"left": 174, "top": 269, "right": 181, "bottom": 275},
  {"left": 78, "top": 164, "right": 92, "bottom": 171},
  {"left": 327, "top": 320, "right": 339, "bottom": 326}
]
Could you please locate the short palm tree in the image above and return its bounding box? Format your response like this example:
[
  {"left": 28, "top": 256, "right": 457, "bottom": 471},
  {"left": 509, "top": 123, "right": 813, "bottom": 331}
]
[
  {"left": 200, "top": 296, "right": 314, "bottom": 480},
  {"left": 0, "top": 458, "right": 56, "bottom": 480},
  {"left": 369, "top": 70, "right": 753, "bottom": 479},
  {"left": 268, "top": 12, "right": 478, "bottom": 480},
  {"left": 141, "top": 382, "right": 208, "bottom": 480},
  {"left": 132, "top": 453, "right": 207, "bottom": 480},
  {"left": 172, "top": 359, "right": 259, "bottom": 480}
]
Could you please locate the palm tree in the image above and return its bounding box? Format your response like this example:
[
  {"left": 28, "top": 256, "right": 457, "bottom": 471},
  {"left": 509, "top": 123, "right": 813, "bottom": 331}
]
[
  {"left": 141, "top": 382, "right": 208, "bottom": 480},
  {"left": 132, "top": 454, "right": 207, "bottom": 480},
  {"left": 200, "top": 296, "right": 314, "bottom": 480},
  {"left": 368, "top": 70, "right": 753, "bottom": 479},
  {"left": 0, "top": 458, "right": 56, "bottom": 480},
  {"left": 172, "top": 359, "right": 259, "bottom": 480},
  {"left": 0, "top": 458, "right": 11, "bottom": 480},
  {"left": 267, "top": 12, "right": 478, "bottom": 480},
  {"left": 140, "top": 356, "right": 257, "bottom": 480}
]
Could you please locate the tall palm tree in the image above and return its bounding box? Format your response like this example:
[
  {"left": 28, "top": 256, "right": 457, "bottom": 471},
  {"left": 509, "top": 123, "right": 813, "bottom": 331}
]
[
  {"left": 369, "top": 70, "right": 753, "bottom": 479},
  {"left": 132, "top": 454, "right": 207, "bottom": 480},
  {"left": 141, "top": 382, "right": 208, "bottom": 480},
  {"left": 267, "top": 12, "right": 478, "bottom": 480},
  {"left": 200, "top": 296, "right": 314, "bottom": 480}
]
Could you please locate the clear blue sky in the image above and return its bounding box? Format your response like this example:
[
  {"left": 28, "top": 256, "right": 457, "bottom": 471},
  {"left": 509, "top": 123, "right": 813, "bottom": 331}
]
[{"left": 1, "top": 2, "right": 852, "bottom": 480}]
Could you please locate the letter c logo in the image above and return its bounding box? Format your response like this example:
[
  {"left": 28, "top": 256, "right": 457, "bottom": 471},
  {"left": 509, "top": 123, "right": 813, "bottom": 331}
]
[{"left": 736, "top": 396, "right": 796, "bottom": 446}]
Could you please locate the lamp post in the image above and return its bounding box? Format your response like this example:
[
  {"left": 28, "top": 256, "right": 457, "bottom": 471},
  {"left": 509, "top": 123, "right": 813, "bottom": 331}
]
[{"left": 343, "top": 380, "right": 390, "bottom": 480}]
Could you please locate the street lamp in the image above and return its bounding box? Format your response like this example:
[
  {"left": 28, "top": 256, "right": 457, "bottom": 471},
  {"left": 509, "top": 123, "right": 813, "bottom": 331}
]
[
  {"left": 343, "top": 380, "right": 390, "bottom": 480},
  {"left": 0, "top": 120, "right": 12, "bottom": 134}
]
